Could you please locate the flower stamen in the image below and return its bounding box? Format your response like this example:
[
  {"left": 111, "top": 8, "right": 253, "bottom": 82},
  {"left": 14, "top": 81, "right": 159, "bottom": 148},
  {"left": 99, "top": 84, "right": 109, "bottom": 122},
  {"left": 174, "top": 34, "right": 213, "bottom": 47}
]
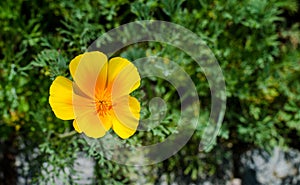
[{"left": 96, "top": 99, "right": 112, "bottom": 116}]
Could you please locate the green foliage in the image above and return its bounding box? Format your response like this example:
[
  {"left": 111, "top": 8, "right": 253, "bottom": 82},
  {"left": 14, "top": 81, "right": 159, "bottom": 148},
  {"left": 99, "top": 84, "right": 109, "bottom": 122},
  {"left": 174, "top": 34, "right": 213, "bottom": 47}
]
[{"left": 0, "top": 0, "right": 300, "bottom": 184}]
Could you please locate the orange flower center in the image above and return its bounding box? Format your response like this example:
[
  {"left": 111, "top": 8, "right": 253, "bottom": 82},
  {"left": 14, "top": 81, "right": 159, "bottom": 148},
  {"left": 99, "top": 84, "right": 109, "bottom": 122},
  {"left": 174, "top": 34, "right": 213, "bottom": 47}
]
[{"left": 96, "top": 99, "right": 112, "bottom": 116}]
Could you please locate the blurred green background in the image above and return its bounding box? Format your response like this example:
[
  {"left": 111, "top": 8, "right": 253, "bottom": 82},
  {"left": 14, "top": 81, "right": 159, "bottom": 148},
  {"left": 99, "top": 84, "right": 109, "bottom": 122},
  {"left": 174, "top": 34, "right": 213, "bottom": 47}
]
[{"left": 0, "top": 0, "right": 300, "bottom": 184}]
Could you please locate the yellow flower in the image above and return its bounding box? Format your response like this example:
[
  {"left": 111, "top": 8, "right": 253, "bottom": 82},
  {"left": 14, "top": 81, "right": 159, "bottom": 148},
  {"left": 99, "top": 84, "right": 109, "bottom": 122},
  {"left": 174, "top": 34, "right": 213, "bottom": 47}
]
[{"left": 49, "top": 51, "right": 141, "bottom": 139}]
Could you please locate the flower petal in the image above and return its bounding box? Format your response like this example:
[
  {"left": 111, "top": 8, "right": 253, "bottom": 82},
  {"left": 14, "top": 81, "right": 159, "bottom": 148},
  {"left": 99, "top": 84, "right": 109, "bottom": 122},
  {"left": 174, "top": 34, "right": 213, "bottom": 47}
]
[
  {"left": 49, "top": 76, "right": 74, "bottom": 120},
  {"left": 69, "top": 54, "right": 83, "bottom": 80},
  {"left": 107, "top": 57, "right": 138, "bottom": 91},
  {"left": 73, "top": 120, "right": 82, "bottom": 133},
  {"left": 99, "top": 114, "right": 113, "bottom": 131},
  {"left": 112, "top": 96, "right": 140, "bottom": 139},
  {"left": 108, "top": 57, "right": 140, "bottom": 99},
  {"left": 72, "top": 89, "right": 111, "bottom": 137},
  {"left": 75, "top": 109, "right": 106, "bottom": 138},
  {"left": 70, "top": 51, "right": 108, "bottom": 97}
]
